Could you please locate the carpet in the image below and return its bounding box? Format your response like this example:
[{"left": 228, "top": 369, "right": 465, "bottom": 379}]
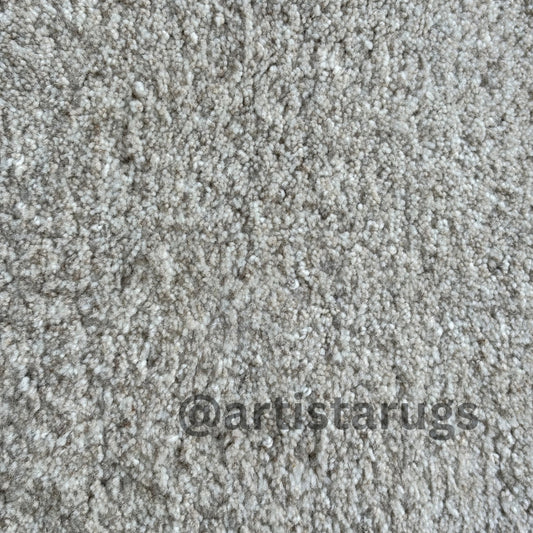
[{"left": 1, "top": 0, "right": 532, "bottom": 531}]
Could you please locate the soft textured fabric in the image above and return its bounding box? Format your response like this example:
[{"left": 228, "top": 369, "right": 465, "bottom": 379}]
[{"left": 1, "top": 0, "right": 532, "bottom": 531}]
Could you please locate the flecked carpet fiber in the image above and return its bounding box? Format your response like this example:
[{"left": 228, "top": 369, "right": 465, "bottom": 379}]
[{"left": 1, "top": 0, "right": 532, "bottom": 531}]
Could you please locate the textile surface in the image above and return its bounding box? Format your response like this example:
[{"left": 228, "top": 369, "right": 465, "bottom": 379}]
[{"left": 1, "top": 0, "right": 532, "bottom": 531}]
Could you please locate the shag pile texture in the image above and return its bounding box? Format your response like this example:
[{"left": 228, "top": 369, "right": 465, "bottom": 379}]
[{"left": 1, "top": 0, "right": 532, "bottom": 531}]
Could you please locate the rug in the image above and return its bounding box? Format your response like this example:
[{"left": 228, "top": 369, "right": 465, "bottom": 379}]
[{"left": 1, "top": 0, "right": 532, "bottom": 530}]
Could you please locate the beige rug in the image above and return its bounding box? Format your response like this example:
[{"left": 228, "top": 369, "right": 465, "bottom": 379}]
[{"left": 1, "top": 0, "right": 532, "bottom": 530}]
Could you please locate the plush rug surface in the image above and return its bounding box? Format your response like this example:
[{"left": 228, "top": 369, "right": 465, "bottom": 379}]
[{"left": 1, "top": 0, "right": 532, "bottom": 531}]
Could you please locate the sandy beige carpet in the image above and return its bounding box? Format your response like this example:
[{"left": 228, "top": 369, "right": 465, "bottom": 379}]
[{"left": 1, "top": 0, "right": 532, "bottom": 531}]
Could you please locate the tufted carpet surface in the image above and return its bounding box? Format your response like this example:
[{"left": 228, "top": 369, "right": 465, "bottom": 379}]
[{"left": 1, "top": 0, "right": 532, "bottom": 531}]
